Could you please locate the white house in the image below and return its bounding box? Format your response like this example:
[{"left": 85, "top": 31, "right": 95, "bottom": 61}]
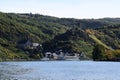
[
  {"left": 32, "top": 43, "right": 39, "bottom": 49},
  {"left": 64, "top": 53, "right": 80, "bottom": 60},
  {"left": 53, "top": 53, "right": 58, "bottom": 60}
]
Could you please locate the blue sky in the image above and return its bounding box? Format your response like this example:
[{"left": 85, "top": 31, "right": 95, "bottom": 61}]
[{"left": 0, "top": 0, "right": 120, "bottom": 19}]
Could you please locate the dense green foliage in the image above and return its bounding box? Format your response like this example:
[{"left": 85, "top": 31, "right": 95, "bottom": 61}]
[
  {"left": 92, "top": 45, "right": 120, "bottom": 61},
  {"left": 92, "top": 44, "right": 106, "bottom": 61},
  {"left": 0, "top": 46, "right": 28, "bottom": 61},
  {"left": 95, "top": 25, "right": 120, "bottom": 49},
  {"left": 43, "top": 28, "right": 93, "bottom": 57},
  {"left": 1, "top": 11, "right": 120, "bottom": 61},
  {"left": 0, "top": 12, "right": 67, "bottom": 60}
]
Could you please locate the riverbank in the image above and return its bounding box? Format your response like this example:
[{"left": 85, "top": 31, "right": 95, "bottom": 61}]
[
  {"left": 0, "top": 59, "right": 41, "bottom": 62},
  {"left": 0, "top": 58, "right": 91, "bottom": 62}
]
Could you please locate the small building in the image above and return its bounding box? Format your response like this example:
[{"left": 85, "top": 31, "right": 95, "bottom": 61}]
[
  {"left": 57, "top": 52, "right": 65, "bottom": 60},
  {"left": 53, "top": 53, "right": 58, "bottom": 60},
  {"left": 45, "top": 52, "right": 52, "bottom": 58},
  {"left": 79, "top": 52, "right": 86, "bottom": 60},
  {"left": 80, "top": 52, "right": 86, "bottom": 58},
  {"left": 64, "top": 53, "right": 80, "bottom": 60},
  {"left": 32, "top": 43, "right": 39, "bottom": 49},
  {"left": 24, "top": 40, "right": 33, "bottom": 49},
  {"left": 23, "top": 40, "right": 40, "bottom": 50}
]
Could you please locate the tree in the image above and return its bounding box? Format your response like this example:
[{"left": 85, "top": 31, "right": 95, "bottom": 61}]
[
  {"left": 105, "top": 50, "right": 114, "bottom": 60},
  {"left": 92, "top": 44, "right": 106, "bottom": 61}
]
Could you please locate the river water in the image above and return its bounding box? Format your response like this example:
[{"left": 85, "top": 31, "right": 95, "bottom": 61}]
[{"left": 0, "top": 61, "right": 120, "bottom": 80}]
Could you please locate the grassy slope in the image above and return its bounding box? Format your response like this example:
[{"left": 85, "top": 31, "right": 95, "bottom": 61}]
[{"left": 89, "top": 34, "right": 112, "bottom": 50}]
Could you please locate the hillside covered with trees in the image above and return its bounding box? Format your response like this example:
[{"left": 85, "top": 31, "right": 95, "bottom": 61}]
[{"left": 0, "top": 12, "right": 120, "bottom": 61}]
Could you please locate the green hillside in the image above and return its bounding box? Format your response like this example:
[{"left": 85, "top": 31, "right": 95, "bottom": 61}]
[
  {"left": 95, "top": 25, "right": 120, "bottom": 49},
  {"left": 43, "top": 28, "right": 94, "bottom": 57},
  {"left": 0, "top": 12, "right": 120, "bottom": 60},
  {"left": 0, "top": 12, "right": 67, "bottom": 60},
  {"left": 88, "top": 34, "right": 111, "bottom": 50}
]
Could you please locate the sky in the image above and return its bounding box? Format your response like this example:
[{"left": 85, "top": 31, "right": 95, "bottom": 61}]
[{"left": 0, "top": 0, "right": 120, "bottom": 19}]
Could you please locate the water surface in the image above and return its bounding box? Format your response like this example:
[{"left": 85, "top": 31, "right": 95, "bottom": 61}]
[{"left": 0, "top": 61, "right": 120, "bottom": 80}]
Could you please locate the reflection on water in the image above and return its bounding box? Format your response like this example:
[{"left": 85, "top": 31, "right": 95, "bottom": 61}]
[{"left": 0, "top": 61, "right": 120, "bottom": 80}]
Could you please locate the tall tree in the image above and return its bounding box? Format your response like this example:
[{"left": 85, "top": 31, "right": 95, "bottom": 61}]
[{"left": 92, "top": 44, "right": 106, "bottom": 61}]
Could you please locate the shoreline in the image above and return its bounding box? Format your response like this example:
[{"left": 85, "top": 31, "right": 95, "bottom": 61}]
[{"left": 0, "top": 58, "right": 91, "bottom": 62}]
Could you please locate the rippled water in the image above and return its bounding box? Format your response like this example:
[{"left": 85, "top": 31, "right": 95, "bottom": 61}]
[{"left": 0, "top": 61, "right": 120, "bottom": 80}]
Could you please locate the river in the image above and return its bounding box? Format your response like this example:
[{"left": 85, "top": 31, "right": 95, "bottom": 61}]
[{"left": 0, "top": 61, "right": 120, "bottom": 80}]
